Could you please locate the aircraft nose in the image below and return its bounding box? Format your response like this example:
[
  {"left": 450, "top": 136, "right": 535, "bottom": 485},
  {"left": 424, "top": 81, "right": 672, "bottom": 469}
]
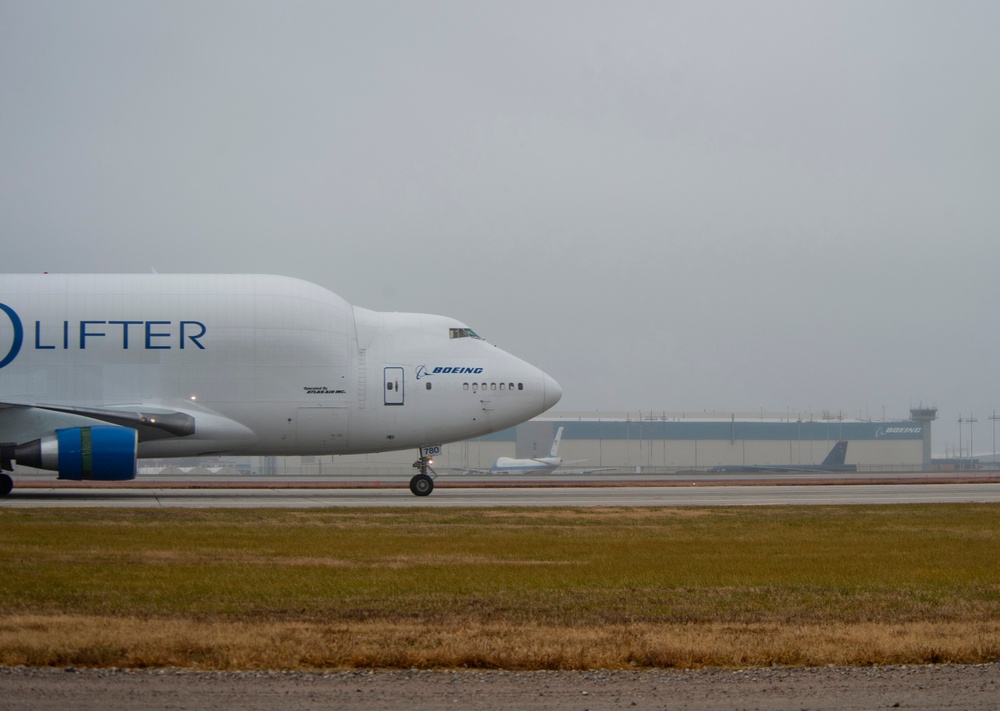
[{"left": 542, "top": 372, "right": 562, "bottom": 411}]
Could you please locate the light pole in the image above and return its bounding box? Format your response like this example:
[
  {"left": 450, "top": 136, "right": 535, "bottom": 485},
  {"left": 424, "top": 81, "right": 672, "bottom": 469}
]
[
  {"left": 958, "top": 415, "right": 964, "bottom": 466},
  {"left": 968, "top": 416, "right": 978, "bottom": 466},
  {"left": 991, "top": 411, "right": 999, "bottom": 470}
]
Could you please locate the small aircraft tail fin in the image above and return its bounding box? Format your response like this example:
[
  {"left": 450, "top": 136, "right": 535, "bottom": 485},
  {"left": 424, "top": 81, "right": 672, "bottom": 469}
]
[
  {"left": 549, "top": 427, "right": 564, "bottom": 458},
  {"left": 821, "top": 440, "right": 849, "bottom": 466}
]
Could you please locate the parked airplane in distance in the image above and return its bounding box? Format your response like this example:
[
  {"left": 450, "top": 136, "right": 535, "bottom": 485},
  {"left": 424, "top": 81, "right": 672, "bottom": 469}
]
[
  {"left": 0, "top": 274, "right": 561, "bottom": 496},
  {"left": 489, "top": 426, "right": 568, "bottom": 474},
  {"left": 462, "top": 426, "right": 611, "bottom": 475},
  {"left": 708, "top": 440, "right": 856, "bottom": 473}
]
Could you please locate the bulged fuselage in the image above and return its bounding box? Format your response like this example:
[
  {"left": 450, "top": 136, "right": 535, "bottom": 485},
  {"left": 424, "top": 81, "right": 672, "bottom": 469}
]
[{"left": 0, "top": 274, "right": 561, "bottom": 485}]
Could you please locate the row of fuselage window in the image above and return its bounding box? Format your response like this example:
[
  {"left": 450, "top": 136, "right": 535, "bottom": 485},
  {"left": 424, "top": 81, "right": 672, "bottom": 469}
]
[{"left": 415, "top": 382, "right": 526, "bottom": 392}]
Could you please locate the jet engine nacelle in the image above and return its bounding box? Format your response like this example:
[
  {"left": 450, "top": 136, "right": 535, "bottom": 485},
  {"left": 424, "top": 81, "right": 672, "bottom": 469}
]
[{"left": 13, "top": 426, "right": 138, "bottom": 481}]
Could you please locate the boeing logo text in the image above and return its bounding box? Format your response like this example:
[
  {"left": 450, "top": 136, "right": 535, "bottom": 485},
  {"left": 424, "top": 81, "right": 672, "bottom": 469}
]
[
  {"left": 875, "top": 426, "right": 922, "bottom": 438},
  {"left": 416, "top": 365, "right": 484, "bottom": 379}
]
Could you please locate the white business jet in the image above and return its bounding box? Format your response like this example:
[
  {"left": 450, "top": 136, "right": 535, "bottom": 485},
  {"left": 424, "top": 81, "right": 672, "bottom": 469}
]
[{"left": 0, "top": 274, "right": 561, "bottom": 496}]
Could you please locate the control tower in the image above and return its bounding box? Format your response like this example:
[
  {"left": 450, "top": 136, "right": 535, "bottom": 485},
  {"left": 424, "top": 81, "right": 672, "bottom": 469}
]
[{"left": 910, "top": 407, "right": 938, "bottom": 470}]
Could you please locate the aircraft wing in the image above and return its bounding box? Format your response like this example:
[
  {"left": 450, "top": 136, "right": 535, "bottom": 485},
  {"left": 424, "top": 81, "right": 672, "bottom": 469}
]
[
  {"left": 1, "top": 399, "right": 259, "bottom": 477},
  {"left": 447, "top": 462, "right": 619, "bottom": 476},
  {"left": 451, "top": 466, "right": 496, "bottom": 475},
  {"left": 540, "top": 459, "right": 618, "bottom": 475},
  {"left": 709, "top": 464, "right": 856, "bottom": 473},
  {"left": 447, "top": 465, "right": 547, "bottom": 475},
  {"left": 0, "top": 401, "right": 195, "bottom": 443}
]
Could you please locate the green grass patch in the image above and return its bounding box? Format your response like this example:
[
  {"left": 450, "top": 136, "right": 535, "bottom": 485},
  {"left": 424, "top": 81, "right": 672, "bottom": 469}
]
[{"left": 3, "top": 505, "right": 999, "bottom": 626}]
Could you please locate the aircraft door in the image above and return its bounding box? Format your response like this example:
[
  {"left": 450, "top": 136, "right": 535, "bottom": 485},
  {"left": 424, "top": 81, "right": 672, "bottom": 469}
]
[{"left": 384, "top": 367, "right": 404, "bottom": 406}]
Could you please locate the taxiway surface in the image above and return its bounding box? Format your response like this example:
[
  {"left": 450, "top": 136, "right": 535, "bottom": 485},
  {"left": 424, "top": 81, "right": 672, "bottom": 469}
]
[{"left": 3, "top": 482, "right": 1000, "bottom": 507}]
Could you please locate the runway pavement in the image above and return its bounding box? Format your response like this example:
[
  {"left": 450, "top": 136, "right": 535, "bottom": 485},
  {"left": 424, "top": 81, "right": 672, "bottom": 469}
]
[{"left": 3, "top": 482, "right": 1000, "bottom": 507}]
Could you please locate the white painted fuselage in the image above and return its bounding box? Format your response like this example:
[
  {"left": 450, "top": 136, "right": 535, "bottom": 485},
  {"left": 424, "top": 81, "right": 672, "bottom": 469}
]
[{"left": 0, "top": 274, "right": 561, "bottom": 467}]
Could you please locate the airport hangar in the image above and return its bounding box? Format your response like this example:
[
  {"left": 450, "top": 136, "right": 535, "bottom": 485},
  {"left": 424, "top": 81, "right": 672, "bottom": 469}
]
[{"left": 269, "top": 408, "right": 938, "bottom": 477}]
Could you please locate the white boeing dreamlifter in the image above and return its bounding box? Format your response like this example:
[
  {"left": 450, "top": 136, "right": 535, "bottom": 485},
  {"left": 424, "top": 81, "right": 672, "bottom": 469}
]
[{"left": 0, "top": 274, "right": 562, "bottom": 496}]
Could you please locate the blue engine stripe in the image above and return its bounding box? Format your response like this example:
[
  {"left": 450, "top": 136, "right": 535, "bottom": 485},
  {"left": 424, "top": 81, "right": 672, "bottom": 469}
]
[{"left": 56, "top": 427, "right": 84, "bottom": 480}]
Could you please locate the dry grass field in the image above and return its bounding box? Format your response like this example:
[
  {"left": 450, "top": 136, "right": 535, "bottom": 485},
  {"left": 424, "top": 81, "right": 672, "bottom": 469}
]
[{"left": 1, "top": 505, "right": 998, "bottom": 670}]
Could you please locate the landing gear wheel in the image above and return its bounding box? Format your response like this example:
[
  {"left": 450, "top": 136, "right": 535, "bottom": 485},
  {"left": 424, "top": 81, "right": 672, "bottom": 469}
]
[
  {"left": 410, "top": 452, "right": 438, "bottom": 496},
  {"left": 409, "top": 473, "right": 434, "bottom": 496},
  {"left": 0, "top": 473, "right": 12, "bottom": 497}
]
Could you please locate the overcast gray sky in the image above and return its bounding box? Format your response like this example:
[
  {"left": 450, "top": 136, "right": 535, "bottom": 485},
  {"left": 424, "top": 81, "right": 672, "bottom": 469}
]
[{"left": 2, "top": 1, "right": 998, "bottom": 455}]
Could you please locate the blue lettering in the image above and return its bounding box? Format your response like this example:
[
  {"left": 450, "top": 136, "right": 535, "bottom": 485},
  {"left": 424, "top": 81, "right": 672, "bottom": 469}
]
[
  {"left": 79, "top": 321, "right": 106, "bottom": 349},
  {"left": 17, "top": 318, "right": 208, "bottom": 355},
  {"left": 108, "top": 320, "right": 143, "bottom": 349},
  {"left": 144, "top": 321, "right": 171, "bottom": 349},
  {"left": 34, "top": 321, "right": 55, "bottom": 349},
  {"left": 0, "top": 303, "right": 24, "bottom": 369},
  {"left": 180, "top": 321, "right": 206, "bottom": 349}
]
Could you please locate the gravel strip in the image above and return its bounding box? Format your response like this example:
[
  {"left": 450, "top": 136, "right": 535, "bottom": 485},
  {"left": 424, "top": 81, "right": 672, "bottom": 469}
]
[{"left": 2, "top": 664, "right": 998, "bottom": 710}]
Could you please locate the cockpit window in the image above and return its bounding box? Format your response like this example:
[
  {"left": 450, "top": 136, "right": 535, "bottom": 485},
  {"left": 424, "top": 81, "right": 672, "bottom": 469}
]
[{"left": 449, "top": 327, "right": 483, "bottom": 340}]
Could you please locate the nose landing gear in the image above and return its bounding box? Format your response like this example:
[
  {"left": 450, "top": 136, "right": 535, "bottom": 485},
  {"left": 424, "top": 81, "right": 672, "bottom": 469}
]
[{"left": 410, "top": 455, "right": 437, "bottom": 496}]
